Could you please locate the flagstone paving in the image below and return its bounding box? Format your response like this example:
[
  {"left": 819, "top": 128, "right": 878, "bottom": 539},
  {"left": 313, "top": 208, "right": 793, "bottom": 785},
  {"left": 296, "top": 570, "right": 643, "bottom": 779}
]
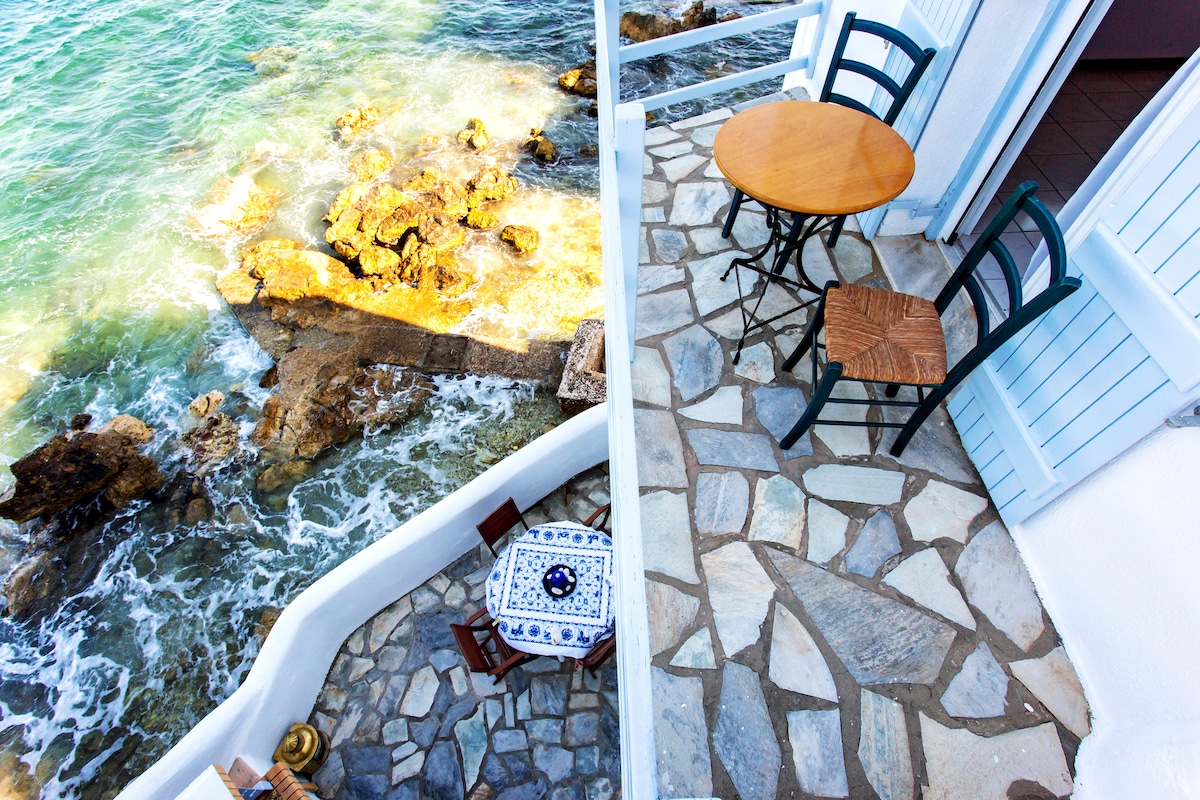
[
  {"left": 634, "top": 100, "right": 1090, "bottom": 799},
  {"left": 305, "top": 466, "right": 616, "bottom": 800}
]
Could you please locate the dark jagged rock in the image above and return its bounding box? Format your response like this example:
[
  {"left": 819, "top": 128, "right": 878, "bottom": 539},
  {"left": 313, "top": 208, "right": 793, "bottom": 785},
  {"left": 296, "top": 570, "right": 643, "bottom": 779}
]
[
  {"left": 523, "top": 129, "right": 558, "bottom": 164},
  {"left": 181, "top": 412, "right": 241, "bottom": 475},
  {"left": 558, "top": 59, "right": 598, "bottom": 97},
  {"left": 618, "top": 2, "right": 739, "bottom": 43}
]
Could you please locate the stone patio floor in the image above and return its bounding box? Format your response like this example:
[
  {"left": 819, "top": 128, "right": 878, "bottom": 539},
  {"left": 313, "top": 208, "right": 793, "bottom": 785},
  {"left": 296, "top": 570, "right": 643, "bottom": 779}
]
[
  {"left": 305, "top": 466, "right": 617, "bottom": 800},
  {"left": 632, "top": 96, "right": 1092, "bottom": 800}
]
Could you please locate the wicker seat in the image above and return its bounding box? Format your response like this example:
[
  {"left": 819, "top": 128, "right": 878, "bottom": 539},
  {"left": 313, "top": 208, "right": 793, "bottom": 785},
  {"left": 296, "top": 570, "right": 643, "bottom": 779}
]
[{"left": 824, "top": 284, "right": 947, "bottom": 385}]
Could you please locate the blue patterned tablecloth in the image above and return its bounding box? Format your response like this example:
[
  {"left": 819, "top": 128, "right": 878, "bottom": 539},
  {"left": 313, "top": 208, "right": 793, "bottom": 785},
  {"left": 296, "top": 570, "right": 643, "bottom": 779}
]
[{"left": 486, "top": 521, "right": 614, "bottom": 657}]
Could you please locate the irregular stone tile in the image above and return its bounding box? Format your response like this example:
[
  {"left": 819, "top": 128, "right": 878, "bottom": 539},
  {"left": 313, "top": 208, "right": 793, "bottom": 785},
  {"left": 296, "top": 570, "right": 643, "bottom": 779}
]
[
  {"left": 941, "top": 642, "right": 1009, "bottom": 718},
  {"left": 882, "top": 549, "right": 975, "bottom": 630},
  {"left": 747, "top": 474, "right": 806, "bottom": 550},
  {"left": 662, "top": 153, "right": 708, "bottom": 182},
  {"left": 702, "top": 542, "right": 775, "bottom": 656},
  {"left": 644, "top": 126, "right": 682, "bottom": 146},
  {"left": 905, "top": 481, "right": 989, "bottom": 544},
  {"left": 1010, "top": 646, "right": 1091, "bottom": 738},
  {"left": 640, "top": 491, "right": 700, "bottom": 584},
  {"left": 485, "top": 697, "right": 502, "bottom": 730},
  {"left": 391, "top": 741, "right": 418, "bottom": 762},
  {"left": 399, "top": 666, "right": 439, "bottom": 717},
  {"left": 703, "top": 157, "right": 723, "bottom": 178},
  {"left": 312, "top": 750, "right": 345, "bottom": 798},
  {"left": 645, "top": 579, "right": 700, "bottom": 656},
  {"left": 470, "top": 670, "right": 507, "bottom": 697},
  {"left": 678, "top": 385, "right": 742, "bottom": 424},
  {"left": 634, "top": 410, "right": 688, "bottom": 489},
  {"left": 423, "top": 740, "right": 463, "bottom": 800},
  {"left": 526, "top": 719, "right": 563, "bottom": 743},
  {"left": 803, "top": 464, "right": 905, "bottom": 505},
  {"left": 787, "top": 709, "right": 849, "bottom": 798},
  {"left": 382, "top": 718, "right": 409, "bottom": 746},
  {"left": 769, "top": 550, "right": 956, "bottom": 685},
  {"left": 770, "top": 604, "right": 838, "bottom": 701},
  {"left": 533, "top": 745, "right": 575, "bottom": 783},
  {"left": 640, "top": 227, "right": 650, "bottom": 264},
  {"left": 831, "top": 235, "right": 875, "bottom": 282},
  {"left": 670, "top": 182, "right": 732, "bottom": 227},
  {"left": 686, "top": 429, "right": 779, "bottom": 473},
  {"left": 454, "top": 707, "right": 486, "bottom": 790},
  {"left": 844, "top": 509, "right": 901, "bottom": 578},
  {"left": 642, "top": 179, "right": 669, "bottom": 204},
  {"left": 502, "top": 752, "right": 532, "bottom": 783},
  {"left": 346, "top": 628, "right": 365, "bottom": 656},
  {"left": 670, "top": 627, "right": 716, "bottom": 669},
  {"left": 343, "top": 746, "right": 390, "bottom": 774},
  {"left": 652, "top": 668, "right": 713, "bottom": 797},
  {"left": 751, "top": 385, "right": 814, "bottom": 458},
  {"left": 369, "top": 602, "right": 408, "bottom": 653},
  {"left": 530, "top": 675, "right": 568, "bottom": 716},
  {"left": 694, "top": 470, "right": 749, "bottom": 536},
  {"left": 631, "top": 347, "right": 671, "bottom": 408},
  {"left": 635, "top": 288, "right": 692, "bottom": 340},
  {"left": 690, "top": 226, "right": 728, "bottom": 254},
  {"left": 392, "top": 751, "right": 425, "bottom": 785},
  {"left": 644, "top": 152, "right": 653, "bottom": 176},
  {"left": 642, "top": 206, "right": 666, "bottom": 222},
  {"left": 733, "top": 342, "right": 775, "bottom": 384},
  {"left": 688, "top": 250, "right": 753, "bottom": 317},
  {"left": 576, "top": 746, "right": 600, "bottom": 775},
  {"left": 649, "top": 140, "right": 694, "bottom": 159},
  {"left": 651, "top": 230, "right": 688, "bottom": 265},
  {"left": 919, "top": 715, "right": 1072, "bottom": 800},
  {"left": 690, "top": 123, "right": 725, "bottom": 147},
  {"left": 813, "top": 381, "right": 871, "bottom": 457},
  {"left": 702, "top": 307, "right": 746, "bottom": 340},
  {"left": 731, "top": 210, "right": 771, "bottom": 250},
  {"left": 638, "top": 263, "right": 684, "bottom": 294},
  {"left": 516, "top": 690, "right": 531, "bottom": 721},
  {"left": 878, "top": 403, "right": 979, "bottom": 484},
  {"left": 662, "top": 325, "right": 723, "bottom": 402},
  {"left": 802, "top": 237, "right": 838, "bottom": 288},
  {"left": 429, "top": 648, "right": 458, "bottom": 673},
  {"left": 714, "top": 662, "right": 782, "bottom": 800},
  {"left": 807, "top": 500, "right": 850, "bottom": 566},
  {"left": 345, "top": 656, "right": 374, "bottom": 683},
  {"left": 751, "top": 283, "right": 809, "bottom": 331},
  {"left": 566, "top": 711, "right": 599, "bottom": 746},
  {"left": 859, "top": 690, "right": 914, "bottom": 800},
  {"left": 954, "top": 521, "right": 1045, "bottom": 651},
  {"left": 503, "top": 692, "right": 515, "bottom": 727},
  {"left": 670, "top": 107, "right": 733, "bottom": 129}
]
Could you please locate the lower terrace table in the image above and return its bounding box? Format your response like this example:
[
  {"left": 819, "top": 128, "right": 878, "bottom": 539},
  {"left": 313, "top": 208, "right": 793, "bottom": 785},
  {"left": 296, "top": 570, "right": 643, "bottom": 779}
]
[
  {"left": 485, "top": 521, "right": 615, "bottom": 659},
  {"left": 713, "top": 101, "right": 916, "bottom": 360}
]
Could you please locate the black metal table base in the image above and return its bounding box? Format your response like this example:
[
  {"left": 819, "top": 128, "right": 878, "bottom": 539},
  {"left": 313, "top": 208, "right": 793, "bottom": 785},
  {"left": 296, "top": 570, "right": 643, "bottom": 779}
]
[{"left": 720, "top": 206, "right": 834, "bottom": 363}]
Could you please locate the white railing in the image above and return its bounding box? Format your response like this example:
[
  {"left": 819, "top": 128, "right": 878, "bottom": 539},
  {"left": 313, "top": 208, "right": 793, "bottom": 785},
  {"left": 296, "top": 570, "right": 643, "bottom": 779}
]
[{"left": 119, "top": 405, "right": 609, "bottom": 800}]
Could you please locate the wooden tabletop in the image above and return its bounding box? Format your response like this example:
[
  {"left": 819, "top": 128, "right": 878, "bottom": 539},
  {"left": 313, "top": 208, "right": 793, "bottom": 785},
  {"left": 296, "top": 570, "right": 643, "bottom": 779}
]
[{"left": 713, "top": 101, "right": 916, "bottom": 217}]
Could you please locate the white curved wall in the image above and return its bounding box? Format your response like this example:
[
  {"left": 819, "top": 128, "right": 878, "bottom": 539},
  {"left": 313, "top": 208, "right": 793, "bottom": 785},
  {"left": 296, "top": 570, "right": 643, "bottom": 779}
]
[{"left": 118, "top": 403, "right": 610, "bottom": 800}]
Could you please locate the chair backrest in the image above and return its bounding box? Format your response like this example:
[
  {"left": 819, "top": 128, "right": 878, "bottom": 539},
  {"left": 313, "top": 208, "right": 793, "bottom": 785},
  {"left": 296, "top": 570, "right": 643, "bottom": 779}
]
[
  {"left": 580, "top": 632, "right": 616, "bottom": 676},
  {"left": 933, "top": 181, "right": 1082, "bottom": 388},
  {"left": 476, "top": 497, "right": 528, "bottom": 554},
  {"left": 583, "top": 503, "right": 612, "bottom": 534},
  {"left": 819, "top": 12, "right": 936, "bottom": 126}
]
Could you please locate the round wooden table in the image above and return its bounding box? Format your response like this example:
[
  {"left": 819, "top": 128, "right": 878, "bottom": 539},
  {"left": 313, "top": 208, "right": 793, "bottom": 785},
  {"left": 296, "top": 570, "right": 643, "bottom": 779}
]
[{"left": 713, "top": 101, "right": 915, "bottom": 359}]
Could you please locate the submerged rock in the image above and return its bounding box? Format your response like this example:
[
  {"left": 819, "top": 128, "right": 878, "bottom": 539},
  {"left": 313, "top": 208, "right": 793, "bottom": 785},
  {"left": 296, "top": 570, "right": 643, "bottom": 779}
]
[
  {"left": 501, "top": 225, "right": 540, "bottom": 254},
  {"left": 456, "top": 118, "right": 490, "bottom": 151},
  {"left": 335, "top": 103, "right": 382, "bottom": 141},
  {"left": 558, "top": 59, "right": 598, "bottom": 97},
  {"left": 523, "top": 129, "right": 557, "bottom": 164},
  {"left": 192, "top": 174, "right": 282, "bottom": 237}
]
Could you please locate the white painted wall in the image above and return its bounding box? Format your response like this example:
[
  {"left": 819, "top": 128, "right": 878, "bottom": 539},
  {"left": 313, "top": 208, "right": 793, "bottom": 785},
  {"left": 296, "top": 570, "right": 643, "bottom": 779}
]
[{"left": 1012, "top": 423, "right": 1200, "bottom": 799}]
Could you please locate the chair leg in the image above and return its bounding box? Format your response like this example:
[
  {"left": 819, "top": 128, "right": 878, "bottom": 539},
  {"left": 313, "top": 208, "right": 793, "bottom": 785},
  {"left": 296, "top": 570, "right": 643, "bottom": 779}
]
[
  {"left": 721, "top": 188, "right": 744, "bottom": 239},
  {"left": 782, "top": 283, "right": 836, "bottom": 372},
  {"left": 884, "top": 383, "right": 901, "bottom": 398},
  {"left": 781, "top": 364, "right": 842, "bottom": 449},
  {"left": 826, "top": 215, "right": 846, "bottom": 248},
  {"left": 890, "top": 388, "right": 946, "bottom": 456}
]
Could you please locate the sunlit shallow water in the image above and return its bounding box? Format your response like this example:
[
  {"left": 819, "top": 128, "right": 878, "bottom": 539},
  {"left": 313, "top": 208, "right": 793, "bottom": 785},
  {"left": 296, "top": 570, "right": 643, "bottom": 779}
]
[{"left": 0, "top": 0, "right": 790, "bottom": 795}]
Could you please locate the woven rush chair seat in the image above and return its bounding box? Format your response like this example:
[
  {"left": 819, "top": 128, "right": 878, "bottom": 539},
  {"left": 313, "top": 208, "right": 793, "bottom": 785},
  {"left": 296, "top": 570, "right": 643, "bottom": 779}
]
[{"left": 824, "top": 284, "right": 948, "bottom": 385}]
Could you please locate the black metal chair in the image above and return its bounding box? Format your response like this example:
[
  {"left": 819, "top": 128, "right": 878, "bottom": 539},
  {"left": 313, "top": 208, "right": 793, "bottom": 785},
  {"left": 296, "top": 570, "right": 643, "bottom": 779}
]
[
  {"left": 779, "top": 181, "right": 1082, "bottom": 456},
  {"left": 721, "top": 12, "right": 935, "bottom": 247}
]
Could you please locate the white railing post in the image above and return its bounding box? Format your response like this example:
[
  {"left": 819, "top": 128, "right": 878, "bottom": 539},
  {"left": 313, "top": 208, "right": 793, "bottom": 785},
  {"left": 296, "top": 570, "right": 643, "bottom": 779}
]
[{"left": 616, "top": 105, "right": 646, "bottom": 347}]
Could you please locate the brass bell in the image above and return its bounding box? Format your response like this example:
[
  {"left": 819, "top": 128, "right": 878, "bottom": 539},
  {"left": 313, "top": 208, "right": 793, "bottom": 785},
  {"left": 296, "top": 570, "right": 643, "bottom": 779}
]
[{"left": 272, "top": 722, "right": 330, "bottom": 775}]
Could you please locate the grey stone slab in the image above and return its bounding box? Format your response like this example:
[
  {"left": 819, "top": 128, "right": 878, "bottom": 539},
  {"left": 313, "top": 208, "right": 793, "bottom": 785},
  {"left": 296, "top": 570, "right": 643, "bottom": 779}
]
[
  {"left": 732, "top": 90, "right": 793, "bottom": 111},
  {"left": 566, "top": 711, "right": 600, "bottom": 746},
  {"left": 694, "top": 470, "right": 749, "bottom": 535},
  {"left": 651, "top": 228, "right": 688, "bottom": 263},
  {"left": 859, "top": 690, "right": 914, "bottom": 800},
  {"left": 831, "top": 235, "right": 875, "bottom": 282},
  {"left": 644, "top": 152, "right": 653, "bottom": 176},
  {"left": 802, "top": 237, "right": 838, "bottom": 288},
  {"left": 346, "top": 656, "right": 374, "bottom": 683},
  {"left": 803, "top": 464, "right": 905, "bottom": 505},
  {"left": 391, "top": 741, "right": 418, "bottom": 762},
  {"left": 448, "top": 666, "right": 469, "bottom": 695},
  {"left": 702, "top": 307, "right": 746, "bottom": 340},
  {"left": 941, "top": 641, "right": 1009, "bottom": 718},
  {"left": 368, "top": 600, "right": 409, "bottom": 653},
  {"left": 531, "top": 675, "right": 569, "bottom": 716},
  {"left": 344, "top": 746, "right": 389, "bottom": 774},
  {"left": 652, "top": 668, "right": 713, "bottom": 797},
  {"left": 635, "top": 288, "right": 693, "bottom": 340},
  {"left": 955, "top": 521, "right": 1045, "bottom": 651},
  {"left": 731, "top": 210, "right": 771, "bottom": 250},
  {"left": 714, "top": 662, "right": 782, "bottom": 800},
  {"left": 882, "top": 549, "right": 975, "bottom": 630},
  {"left": 670, "top": 107, "right": 733, "bottom": 129},
  {"left": 669, "top": 627, "right": 716, "bottom": 669},
  {"left": 874, "top": 234, "right": 951, "bottom": 301},
  {"left": 642, "top": 206, "right": 666, "bottom": 222},
  {"left": 638, "top": 263, "right": 685, "bottom": 294},
  {"left": 688, "top": 250, "right": 753, "bottom": 317},
  {"left": 485, "top": 697, "right": 503, "bottom": 730},
  {"left": 650, "top": 140, "right": 694, "bottom": 159},
  {"left": 678, "top": 385, "right": 742, "bottom": 424},
  {"left": 663, "top": 324, "right": 723, "bottom": 402},
  {"left": 631, "top": 347, "right": 671, "bottom": 408},
  {"left": 686, "top": 429, "right": 779, "bottom": 472},
  {"left": 644, "top": 126, "right": 682, "bottom": 146},
  {"left": 770, "top": 604, "right": 838, "bottom": 701},
  {"left": 576, "top": 746, "right": 600, "bottom": 775},
  {"left": 399, "top": 665, "right": 438, "bottom": 717},
  {"left": 733, "top": 342, "right": 775, "bottom": 384},
  {"left": 751, "top": 386, "right": 813, "bottom": 459},
  {"left": 703, "top": 157, "right": 723, "bottom": 178},
  {"left": 905, "top": 481, "right": 989, "bottom": 544},
  {"left": 640, "top": 227, "right": 650, "bottom": 265},
  {"left": 313, "top": 750, "right": 345, "bottom": 798},
  {"left": 920, "top": 715, "right": 1072, "bottom": 799},
  {"left": 645, "top": 578, "right": 700, "bottom": 656},
  {"left": 429, "top": 648, "right": 459, "bottom": 672},
  {"left": 813, "top": 381, "right": 871, "bottom": 457},
  {"left": 382, "top": 718, "right": 409, "bottom": 746},
  {"left": 670, "top": 182, "right": 732, "bottom": 226},
  {"left": 877, "top": 403, "right": 979, "bottom": 484},
  {"left": 750, "top": 282, "right": 809, "bottom": 331},
  {"left": 662, "top": 153, "right": 708, "bottom": 182},
  {"left": 534, "top": 744, "right": 575, "bottom": 783},
  {"left": 642, "top": 179, "right": 669, "bottom": 204},
  {"left": 635, "top": 409, "right": 689, "bottom": 489},
  {"left": 807, "top": 500, "right": 849, "bottom": 566},
  {"left": 640, "top": 490, "right": 700, "bottom": 584},
  {"left": 517, "top": 690, "right": 531, "bottom": 721},
  {"left": 1010, "top": 646, "right": 1091, "bottom": 738},
  {"left": 423, "top": 740, "right": 463, "bottom": 800},
  {"left": 787, "top": 709, "right": 849, "bottom": 798},
  {"left": 690, "top": 226, "right": 729, "bottom": 255},
  {"left": 702, "top": 541, "right": 776, "bottom": 656},
  {"left": 691, "top": 123, "right": 724, "bottom": 147},
  {"left": 844, "top": 510, "right": 901, "bottom": 578},
  {"left": 469, "top": 670, "right": 507, "bottom": 697},
  {"left": 769, "top": 550, "right": 956, "bottom": 685},
  {"left": 525, "top": 719, "right": 563, "bottom": 743},
  {"left": 747, "top": 474, "right": 806, "bottom": 550},
  {"left": 391, "top": 751, "right": 425, "bottom": 786}
]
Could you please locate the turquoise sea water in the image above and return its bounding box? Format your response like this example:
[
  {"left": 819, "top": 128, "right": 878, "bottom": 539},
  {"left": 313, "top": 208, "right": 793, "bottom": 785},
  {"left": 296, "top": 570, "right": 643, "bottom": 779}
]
[{"left": 0, "top": 0, "right": 788, "bottom": 796}]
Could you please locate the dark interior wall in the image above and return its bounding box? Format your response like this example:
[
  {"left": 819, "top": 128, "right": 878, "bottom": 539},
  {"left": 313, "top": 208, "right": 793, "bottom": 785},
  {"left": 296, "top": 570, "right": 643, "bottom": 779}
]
[{"left": 1082, "top": 0, "right": 1200, "bottom": 61}]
